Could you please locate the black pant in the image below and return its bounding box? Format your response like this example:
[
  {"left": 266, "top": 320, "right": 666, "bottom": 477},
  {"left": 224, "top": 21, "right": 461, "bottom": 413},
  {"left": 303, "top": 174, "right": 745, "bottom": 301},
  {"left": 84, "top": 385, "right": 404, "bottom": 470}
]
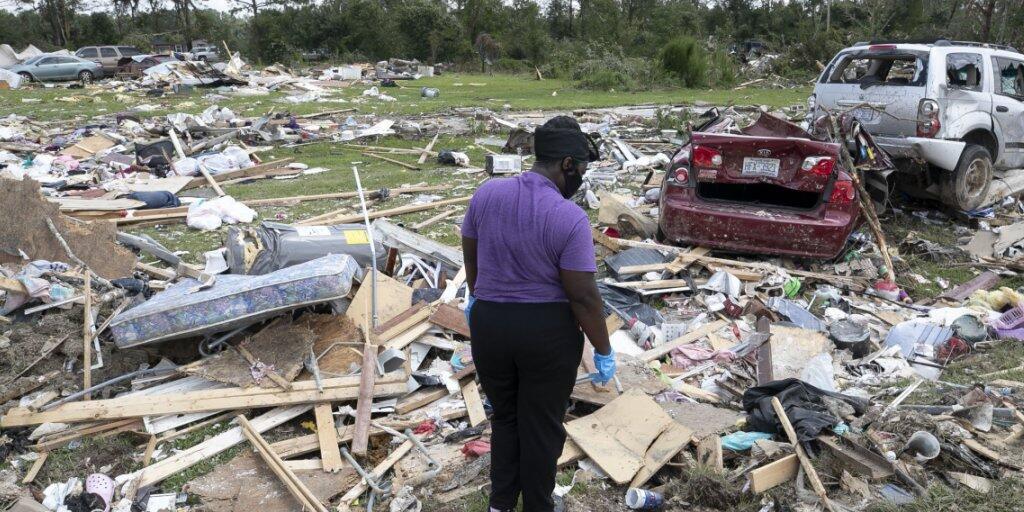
[{"left": 470, "top": 299, "right": 584, "bottom": 512}]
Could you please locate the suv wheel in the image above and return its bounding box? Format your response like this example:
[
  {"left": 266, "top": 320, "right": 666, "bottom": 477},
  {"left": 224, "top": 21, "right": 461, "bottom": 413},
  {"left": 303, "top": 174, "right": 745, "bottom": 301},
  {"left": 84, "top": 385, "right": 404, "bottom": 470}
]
[
  {"left": 941, "top": 144, "right": 992, "bottom": 211},
  {"left": 78, "top": 70, "right": 94, "bottom": 83}
]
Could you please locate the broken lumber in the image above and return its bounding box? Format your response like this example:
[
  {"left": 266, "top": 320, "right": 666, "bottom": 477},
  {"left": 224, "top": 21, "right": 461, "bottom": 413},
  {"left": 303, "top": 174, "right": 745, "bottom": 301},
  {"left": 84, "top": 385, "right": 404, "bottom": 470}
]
[
  {"left": 412, "top": 208, "right": 456, "bottom": 232},
  {"left": 771, "top": 397, "right": 836, "bottom": 512},
  {"left": 82, "top": 272, "right": 92, "bottom": 399},
  {"left": 182, "top": 159, "right": 295, "bottom": 190},
  {"left": 298, "top": 196, "right": 470, "bottom": 226},
  {"left": 0, "top": 378, "right": 408, "bottom": 427},
  {"left": 134, "top": 405, "right": 309, "bottom": 487},
  {"left": 364, "top": 152, "right": 421, "bottom": 170},
  {"left": 461, "top": 378, "right": 486, "bottom": 427},
  {"left": 418, "top": 132, "right": 440, "bottom": 164},
  {"left": 350, "top": 337, "right": 378, "bottom": 456},
  {"left": 21, "top": 452, "right": 48, "bottom": 484},
  {"left": 314, "top": 403, "right": 344, "bottom": 473},
  {"left": 749, "top": 454, "right": 799, "bottom": 493},
  {"left": 639, "top": 320, "right": 727, "bottom": 362},
  {"left": 238, "top": 414, "right": 328, "bottom": 512}
]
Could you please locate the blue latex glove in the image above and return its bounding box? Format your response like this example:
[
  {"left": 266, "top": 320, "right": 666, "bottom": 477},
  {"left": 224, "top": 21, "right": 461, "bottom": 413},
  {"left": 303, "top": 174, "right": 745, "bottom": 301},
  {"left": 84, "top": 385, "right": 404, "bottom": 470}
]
[
  {"left": 591, "top": 349, "right": 616, "bottom": 385},
  {"left": 464, "top": 294, "right": 476, "bottom": 326}
]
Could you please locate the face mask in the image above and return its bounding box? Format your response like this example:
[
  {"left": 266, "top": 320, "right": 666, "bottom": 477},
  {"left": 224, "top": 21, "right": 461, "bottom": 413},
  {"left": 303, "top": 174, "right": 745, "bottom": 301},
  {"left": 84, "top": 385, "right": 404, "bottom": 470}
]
[{"left": 562, "top": 169, "right": 584, "bottom": 199}]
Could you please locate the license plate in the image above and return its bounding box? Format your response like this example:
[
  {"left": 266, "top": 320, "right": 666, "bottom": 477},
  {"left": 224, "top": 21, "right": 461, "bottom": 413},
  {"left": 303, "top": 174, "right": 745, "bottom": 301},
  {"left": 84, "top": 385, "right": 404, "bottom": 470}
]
[
  {"left": 851, "top": 107, "right": 881, "bottom": 124},
  {"left": 741, "top": 157, "right": 780, "bottom": 178}
]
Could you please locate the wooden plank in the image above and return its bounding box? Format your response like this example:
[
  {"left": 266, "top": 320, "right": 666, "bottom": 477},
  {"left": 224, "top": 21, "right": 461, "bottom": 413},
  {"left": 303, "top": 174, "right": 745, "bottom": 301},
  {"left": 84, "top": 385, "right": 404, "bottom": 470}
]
[
  {"left": 461, "top": 379, "right": 486, "bottom": 427},
  {"left": 282, "top": 459, "right": 326, "bottom": 472},
  {"left": 396, "top": 387, "right": 448, "bottom": 415},
  {"left": 238, "top": 415, "right": 328, "bottom": 512},
  {"left": 34, "top": 418, "right": 139, "bottom": 452},
  {"left": 695, "top": 435, "right": 723, "bottom": 471},
  {"left": 346, "top": 273, "right": 414, "bottom": 334},
  {"left": 418, "top": 132, "right": 440, "bottom": 164},
  {"left": 364, "top": 152, "right": 421, "bottom": 170},
  {"left": 383, "top": 322, "right": 433, "bottom": 351},
  {"left": 557, "top": 439, "right": 584, "bottom": 467},
  {"left": 300, "top": 196, "right": 471, "bottom": 226},
  {"left": 630, "top": 422, "right": 693, "bottom": 487},
  {"left": 1, "top": 381, "right": 408, "bottom": 427},
  {"left": 314, "top": 404, "right": 344, "bottom": 473},
  {"left": 135, "top": 406, "right": 310, "bottom": 487},
  {"left": 749, "top": 454, "right": 799, "bottom": 493},
  {"left": 182, "top": 158, "right": 295, "bottom": 190},
  {"left": 21, "top": 452, "right": 48, "bottom": 484},
  {"left": 412, "top": 209, "right": 456, "bottom": 232},
  {"left": 0, "top": 276, "right": 27, "bottom": 294},
  {"left": 350, "top": 340, "right": 378, "bottom": 456},
  {"left": 375, "top": 310, "right": 433, "bottom": 344},
  {"left": 771, "top": 397, "right": 836, "bottom": 512},
  {"left": 82, "top": 273, "right": 92, "bottom": 400},
  {"left": 429, "top": 303, "right": 470, "bottom": 337},
  {"left": 639, "top": 320, "right": 727, "bottom": 362},
  {"left": 372, "top": 302, "right": 428, "bottom": 336},
  {"left": 142, "top": 435, "right": 158, "bottom": 466}
]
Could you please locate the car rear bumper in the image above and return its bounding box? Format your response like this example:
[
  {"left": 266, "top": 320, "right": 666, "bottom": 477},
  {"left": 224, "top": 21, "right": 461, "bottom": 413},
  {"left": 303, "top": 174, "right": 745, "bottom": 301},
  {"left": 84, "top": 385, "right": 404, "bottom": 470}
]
[
  {"left": 874, "top": 136, "right": 965, "bottom": 171},
  {"left": 659, "top": 188, "right": 860, "bottom": 259}
]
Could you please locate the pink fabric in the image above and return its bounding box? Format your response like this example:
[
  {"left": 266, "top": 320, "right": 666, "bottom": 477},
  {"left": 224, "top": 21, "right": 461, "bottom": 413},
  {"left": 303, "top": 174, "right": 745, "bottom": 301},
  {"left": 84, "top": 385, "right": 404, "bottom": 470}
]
[{"left": 670, "top": 345, "right": 735, "bottom": 369}]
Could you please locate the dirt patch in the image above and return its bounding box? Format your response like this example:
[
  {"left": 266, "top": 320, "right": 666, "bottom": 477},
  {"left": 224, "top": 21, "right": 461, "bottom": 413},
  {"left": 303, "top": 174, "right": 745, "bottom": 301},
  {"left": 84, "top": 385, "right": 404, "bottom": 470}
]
[{"left": 0, "top": 178, "right": 136, "bottom": 280}]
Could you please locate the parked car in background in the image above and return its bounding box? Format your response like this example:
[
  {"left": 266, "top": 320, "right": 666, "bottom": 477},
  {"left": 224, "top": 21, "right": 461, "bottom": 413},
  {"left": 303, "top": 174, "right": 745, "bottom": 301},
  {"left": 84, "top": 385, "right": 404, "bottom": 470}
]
[
  {"left": 117, "top": 54, "right": 178, "bottom": 77},
  {"left": 658, "top": 112, "right": 890, "bottom": 259},
  {"left": 811, "top": 39, "right": 1024, "bottom": 211},
  {"left": 75, "top": 46, "right": 142, "bottom": 73},
  {"left": 189, "top": 44, "right": 220, "bottom": 62},
  {"left": 9, "top": 54, "right": 104, "bottom": 82}
]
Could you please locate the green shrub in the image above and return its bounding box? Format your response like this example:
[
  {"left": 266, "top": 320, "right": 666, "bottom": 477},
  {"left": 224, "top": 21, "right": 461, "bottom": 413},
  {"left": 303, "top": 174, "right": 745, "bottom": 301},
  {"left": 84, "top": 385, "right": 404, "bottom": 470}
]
[
  {"left": 659, "top": 37, "right": 706, "bottom": 87},
  {"left": 571, "top": 52, "right": 662, "bottom": 91},
  {"left": 706, "top": 46, "right": 737, "bottom": 88}
]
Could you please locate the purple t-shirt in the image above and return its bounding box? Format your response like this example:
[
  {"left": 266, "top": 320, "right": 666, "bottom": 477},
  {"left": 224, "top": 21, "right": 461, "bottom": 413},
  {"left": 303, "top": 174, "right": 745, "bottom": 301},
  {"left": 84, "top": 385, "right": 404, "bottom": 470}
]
[{"left": 461, "top": 172, "right": 596, "bottom": 303}]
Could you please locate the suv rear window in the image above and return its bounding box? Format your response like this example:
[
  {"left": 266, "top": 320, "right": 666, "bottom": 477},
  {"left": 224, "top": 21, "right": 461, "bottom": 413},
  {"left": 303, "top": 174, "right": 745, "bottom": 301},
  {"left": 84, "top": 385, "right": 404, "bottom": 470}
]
[
  {"left": 993, "top": 57, "right": 1024, "bottom": 98},
  {"left": 100, "top": 47, "right": 117, "bottom": 57},
  {"left": 947, "top": 53, "right": 983, "bottom": 91},
  {"left": 118, "top": 47, "right": 141, "bottom": 56},
  {"left": 824, "top": 52, "right": 927, "bottom": 87}
]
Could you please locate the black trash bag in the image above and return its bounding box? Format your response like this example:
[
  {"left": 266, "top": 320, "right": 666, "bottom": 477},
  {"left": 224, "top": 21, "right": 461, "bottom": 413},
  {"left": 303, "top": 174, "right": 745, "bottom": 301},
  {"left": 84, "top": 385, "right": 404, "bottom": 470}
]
[{"left": 742, "top": 378, "right": 867, "bottom": 442}]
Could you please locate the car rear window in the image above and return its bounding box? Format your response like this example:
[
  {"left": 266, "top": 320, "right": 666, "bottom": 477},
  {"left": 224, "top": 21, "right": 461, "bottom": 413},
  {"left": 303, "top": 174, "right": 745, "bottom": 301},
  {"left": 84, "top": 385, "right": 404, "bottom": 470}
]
[
  {"left": 823, "top": 52, "right": 927, "bottom": 86},
  {"left": 946, "top": 53, "right": 984, "bottom": 91},
  {"left": 993, "top": 57, "right": 1024, "bottom": 98}
]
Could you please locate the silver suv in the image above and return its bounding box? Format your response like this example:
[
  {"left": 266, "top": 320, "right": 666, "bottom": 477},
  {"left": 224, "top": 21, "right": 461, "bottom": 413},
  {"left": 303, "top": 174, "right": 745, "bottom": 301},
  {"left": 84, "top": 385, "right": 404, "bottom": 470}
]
[{"left": 811, "top": 40, "right": 1024, "bottom": 210}]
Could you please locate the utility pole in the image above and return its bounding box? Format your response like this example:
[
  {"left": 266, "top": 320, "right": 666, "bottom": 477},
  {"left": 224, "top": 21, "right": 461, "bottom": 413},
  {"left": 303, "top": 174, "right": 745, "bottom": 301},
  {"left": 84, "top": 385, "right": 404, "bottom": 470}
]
[{"left": 826, "top": 0, "right": 831, "bottom": 32}]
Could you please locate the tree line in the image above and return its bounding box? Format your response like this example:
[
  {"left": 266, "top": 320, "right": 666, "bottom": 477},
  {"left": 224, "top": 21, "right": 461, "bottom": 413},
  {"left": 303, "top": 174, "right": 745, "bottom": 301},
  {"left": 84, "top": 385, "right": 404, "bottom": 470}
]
[{"left": 3, "top": 0, "right": 1024, "bottom": 79}]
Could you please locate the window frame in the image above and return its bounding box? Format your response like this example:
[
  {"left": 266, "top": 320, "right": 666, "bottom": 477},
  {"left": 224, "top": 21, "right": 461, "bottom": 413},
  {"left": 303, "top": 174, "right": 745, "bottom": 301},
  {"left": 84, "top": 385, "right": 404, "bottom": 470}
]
[
  {"left": 992, "top": 56, "right": 1024, "bottom": 101},
  {"left": 945, "top": 52, "right": 985, "bottom": 92}
]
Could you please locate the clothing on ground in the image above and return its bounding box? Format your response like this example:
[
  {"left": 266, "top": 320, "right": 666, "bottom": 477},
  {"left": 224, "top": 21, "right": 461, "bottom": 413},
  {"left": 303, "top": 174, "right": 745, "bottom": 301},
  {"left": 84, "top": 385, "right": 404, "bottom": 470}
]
[
  {"left": 470, "top": 299, "right": 584, "bottom": 512},
  {"left": 742, "top": 378, "right": 868, "bottom": 442},
  {"left": 461, "top": 172, "right": 596, "bottom": 303}
]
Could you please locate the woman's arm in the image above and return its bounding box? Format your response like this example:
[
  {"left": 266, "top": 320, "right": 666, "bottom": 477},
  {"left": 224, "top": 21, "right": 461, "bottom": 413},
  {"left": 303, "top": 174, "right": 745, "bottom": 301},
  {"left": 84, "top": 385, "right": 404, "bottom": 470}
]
[
  {"left": 462, "top": 236, "right": 478, "bottom": 296},
  {"left": 560, "top": 269, "right": 611, "bottom": 355}
]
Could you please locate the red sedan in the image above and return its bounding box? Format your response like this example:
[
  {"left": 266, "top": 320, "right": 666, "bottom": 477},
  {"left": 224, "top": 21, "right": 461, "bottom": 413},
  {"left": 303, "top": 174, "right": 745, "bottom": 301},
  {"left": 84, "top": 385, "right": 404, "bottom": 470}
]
[{"left": 659, "top": 113, "right": 869, "bottom": 259}]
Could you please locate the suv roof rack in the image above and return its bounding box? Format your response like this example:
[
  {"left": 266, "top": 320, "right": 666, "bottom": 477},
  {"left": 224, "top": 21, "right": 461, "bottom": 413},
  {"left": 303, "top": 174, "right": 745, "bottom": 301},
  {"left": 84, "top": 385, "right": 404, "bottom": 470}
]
[{"left": 852, "top": 38, "right": 1018, "bottom": 53}]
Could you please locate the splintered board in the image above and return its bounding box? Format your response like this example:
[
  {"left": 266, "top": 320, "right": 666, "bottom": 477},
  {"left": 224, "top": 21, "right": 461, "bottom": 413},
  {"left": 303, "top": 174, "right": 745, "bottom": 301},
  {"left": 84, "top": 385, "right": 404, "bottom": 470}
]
[{"left": 564, "top": 389, "right": 674, "bottom": 484}]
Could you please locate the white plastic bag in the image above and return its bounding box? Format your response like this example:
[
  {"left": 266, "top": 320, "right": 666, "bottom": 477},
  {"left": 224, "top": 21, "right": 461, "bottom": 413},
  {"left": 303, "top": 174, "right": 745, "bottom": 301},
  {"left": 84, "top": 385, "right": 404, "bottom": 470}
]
[{"left": 187, "top": 196, "right": 257, "bottom": 231}]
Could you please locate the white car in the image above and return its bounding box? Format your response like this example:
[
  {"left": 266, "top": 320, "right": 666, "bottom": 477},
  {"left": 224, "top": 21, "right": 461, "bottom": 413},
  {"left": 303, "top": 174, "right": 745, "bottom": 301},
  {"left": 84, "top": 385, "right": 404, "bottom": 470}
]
[{"left": 810, "top": 39, "right": 1024, "bottom": 210}]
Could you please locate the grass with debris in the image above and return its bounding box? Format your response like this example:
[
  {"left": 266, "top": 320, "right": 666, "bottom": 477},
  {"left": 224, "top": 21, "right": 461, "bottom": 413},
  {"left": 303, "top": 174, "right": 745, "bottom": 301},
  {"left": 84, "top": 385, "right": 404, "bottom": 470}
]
[
  {"left": 0, "top": 73, "right": 811, "bottom": 122},
  {"left": 867, "top": 477, "right": 1024, "bottom": 512}
]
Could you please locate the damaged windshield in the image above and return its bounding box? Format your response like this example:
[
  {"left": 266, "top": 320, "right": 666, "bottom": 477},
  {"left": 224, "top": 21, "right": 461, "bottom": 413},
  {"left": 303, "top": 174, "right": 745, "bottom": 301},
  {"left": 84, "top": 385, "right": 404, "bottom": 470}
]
[{"left": 824, "top": 52, "right": 928, "bottom": 87}]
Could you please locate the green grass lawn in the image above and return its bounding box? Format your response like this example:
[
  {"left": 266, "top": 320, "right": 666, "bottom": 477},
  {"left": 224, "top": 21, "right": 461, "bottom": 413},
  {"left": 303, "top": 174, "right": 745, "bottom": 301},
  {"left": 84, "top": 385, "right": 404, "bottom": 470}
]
[{"left": 0, "top": 72, "right": 811, "bottom": 122}]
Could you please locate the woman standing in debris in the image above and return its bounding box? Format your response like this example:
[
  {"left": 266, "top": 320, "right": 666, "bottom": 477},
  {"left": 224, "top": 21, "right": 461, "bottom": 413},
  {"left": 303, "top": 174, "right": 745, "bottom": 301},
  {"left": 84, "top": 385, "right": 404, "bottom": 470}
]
[{"left": 461, "top": 116, "right": 616, "bottom": 512}]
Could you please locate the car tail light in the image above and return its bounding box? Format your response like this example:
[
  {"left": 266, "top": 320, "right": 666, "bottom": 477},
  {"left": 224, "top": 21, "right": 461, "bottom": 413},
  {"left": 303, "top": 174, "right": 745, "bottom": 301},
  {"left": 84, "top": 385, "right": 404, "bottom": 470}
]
[
  {"left": 672, "top": 167, "right": 689, "bottom": 184},
  {"left": 692, "top": 145, "right": 723, "bottom": 168},
  {"left": 829, "top": 180, "right": 856, "bottom": 204},
  {"left": 868, "top": 44, "right": 896, "bottom": 51},
  {"left": 917, "top": 99, "right": 940, "bottom": 138},
  {"left": 801, "top": 156, "right": 835, "bottom": 176}
]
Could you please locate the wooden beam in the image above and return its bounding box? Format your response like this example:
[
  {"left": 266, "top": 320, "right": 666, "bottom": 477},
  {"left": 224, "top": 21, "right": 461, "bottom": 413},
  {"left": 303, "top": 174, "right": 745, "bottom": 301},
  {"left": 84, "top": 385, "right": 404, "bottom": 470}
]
[
  {"left": 461, "top": 378, "right": 486, "bottom": 427},
  {"left": 82, "top": 273, "right": 92, "bottom": 400},
  {"left": 34, "top": 418, "right": 138, "bottom": 452},
  {"left": 182, "top": 158, "right": 295, "bottom": 190},
  {"left": 418, "top": 132, "right": 439, "bottom": 164},
  {"left": 364, "top": 152, "right": 421, "bottom": 170},
  {"left": 749, "top": 454, "right": 799, "bottom": 493},
  {"left": 135, "top": 406, "right": 310, "bottom": 487},
  {"left": 298, "top": 196, "right": 471, "bottom": 226},
  {"left": 350, "top": 339, "right": 378, "bottom": 456},
  {"left": 314, "top": 403, "right": 344, "bottom": 473},
  {"left": 639, "top": 320, "right": 727, "bottom": 362},
  {"left": 771, "top": 397, "right": 836, "bottom": 511},
  {"left": 396, "top": 387, "right": 447, "bottom": 415},
  {"left": 412, "top": 209, "right": 456, "bottom": 232},
  {"left": 238, "top": 415, "right": 328, "bottom": 512},
  {"left": 21, "top": 452, "right": 48, "bottom": 484},
  {"left": 142, "top": 435, "right": 158, "bottom": 466},
  {"left": 1, "top": 380, "right": 408, "bottom": 427}
]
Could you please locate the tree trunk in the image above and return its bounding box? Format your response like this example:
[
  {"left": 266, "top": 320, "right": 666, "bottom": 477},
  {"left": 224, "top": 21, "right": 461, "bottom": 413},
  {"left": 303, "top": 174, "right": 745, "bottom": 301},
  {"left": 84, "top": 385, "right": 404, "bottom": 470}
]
[{"left": 980, "top": 0, "right": 996, "bottom": 42}]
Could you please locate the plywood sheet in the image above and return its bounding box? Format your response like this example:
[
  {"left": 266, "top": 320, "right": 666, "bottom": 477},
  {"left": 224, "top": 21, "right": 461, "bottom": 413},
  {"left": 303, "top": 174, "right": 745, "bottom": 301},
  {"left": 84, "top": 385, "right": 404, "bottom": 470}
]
[
  {"left": 564, "top": 389, "right": 673, "bottom": 484},
  {"left": 346, "top": 272, "right": 413, "bottom": 331},
  {"left": 180, "top": 321, "right": 314, "bottom": 388},
  {"left": 571, "top": 356, "right": 666, "bottom": 406}
]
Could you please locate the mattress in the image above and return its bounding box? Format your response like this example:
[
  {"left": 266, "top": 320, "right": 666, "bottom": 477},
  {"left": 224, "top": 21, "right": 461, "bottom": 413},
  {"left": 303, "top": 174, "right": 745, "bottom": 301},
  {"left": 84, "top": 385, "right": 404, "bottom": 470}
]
[{"left": 110, "top": 253, "right": 361, "bottom": 348}]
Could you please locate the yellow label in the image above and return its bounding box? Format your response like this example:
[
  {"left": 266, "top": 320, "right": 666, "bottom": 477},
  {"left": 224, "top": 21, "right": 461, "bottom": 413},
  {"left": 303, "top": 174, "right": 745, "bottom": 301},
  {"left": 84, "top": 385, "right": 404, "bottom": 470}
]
[{"left": 344, "top": 230, "right": 369, "bottom": 244}]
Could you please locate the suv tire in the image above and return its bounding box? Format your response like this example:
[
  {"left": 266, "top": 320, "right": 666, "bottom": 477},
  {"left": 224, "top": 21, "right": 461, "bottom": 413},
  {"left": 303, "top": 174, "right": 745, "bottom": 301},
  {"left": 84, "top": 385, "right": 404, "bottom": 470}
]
[{"left": 941, "top": 144, "right": 992, "bottom": 211}]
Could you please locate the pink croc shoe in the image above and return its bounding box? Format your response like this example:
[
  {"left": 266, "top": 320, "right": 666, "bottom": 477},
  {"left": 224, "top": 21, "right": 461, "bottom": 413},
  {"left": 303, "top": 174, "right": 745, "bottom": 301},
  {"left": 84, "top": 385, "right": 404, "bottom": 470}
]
[{"left": 84, "top": 473, "right": 114, "bottom": 512}]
